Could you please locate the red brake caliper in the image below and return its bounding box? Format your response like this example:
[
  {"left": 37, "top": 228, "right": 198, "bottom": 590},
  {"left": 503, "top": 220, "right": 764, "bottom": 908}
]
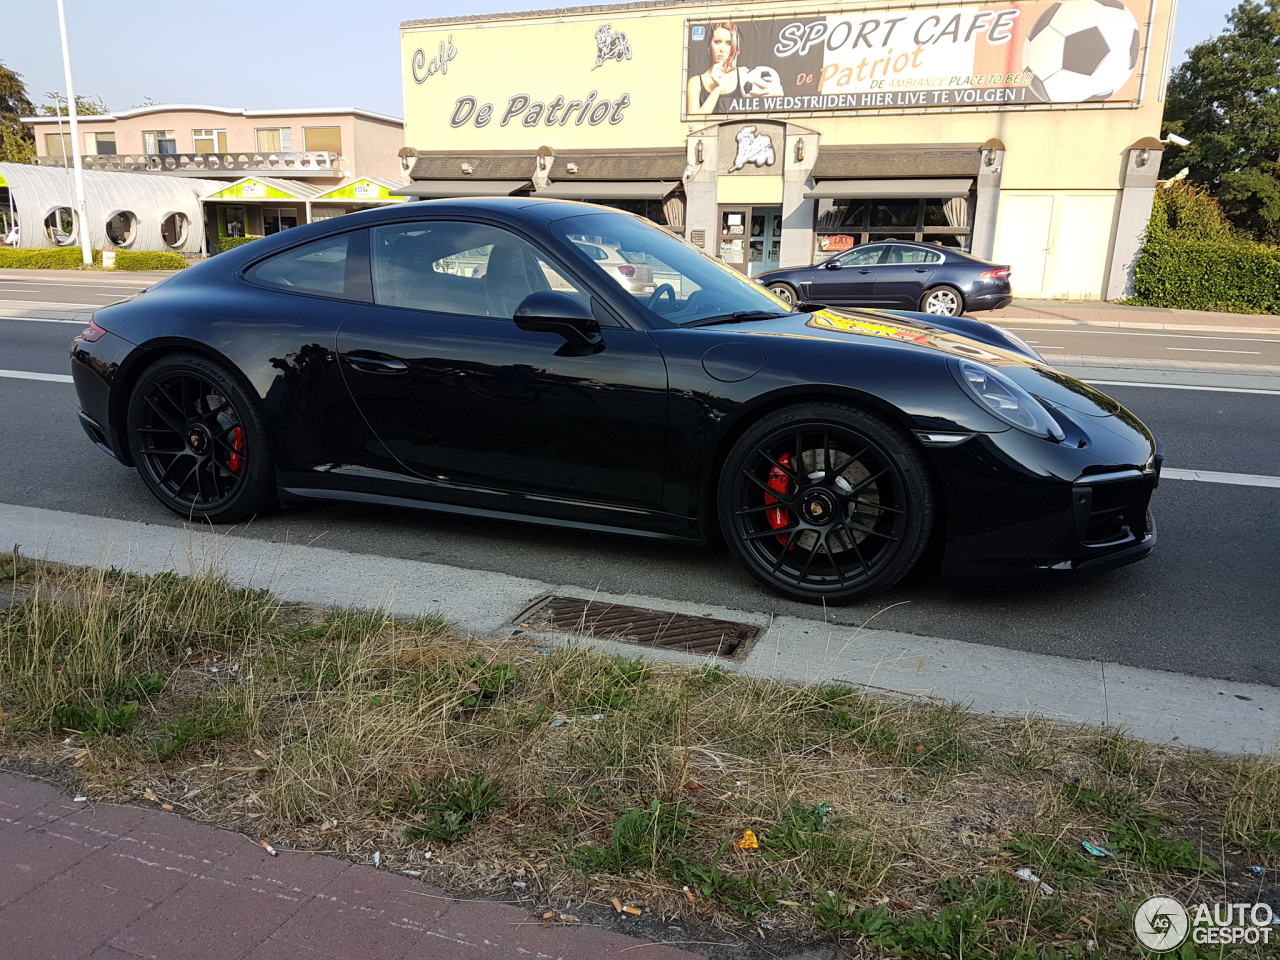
[
  {"left": 228, "top": 427, "right": 244, "bottom": 474},
  {"left": 764, "top": 453, "right": 792, "bottom": 546}
]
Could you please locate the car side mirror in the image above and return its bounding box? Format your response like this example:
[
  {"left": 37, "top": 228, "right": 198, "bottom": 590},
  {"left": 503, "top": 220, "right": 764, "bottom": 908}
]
[
  {"left": 824, "top": 260, "right": 842, "bottom": 269},
  {"left": 513, "top": 291, "right": 604, "bottom": 356}
]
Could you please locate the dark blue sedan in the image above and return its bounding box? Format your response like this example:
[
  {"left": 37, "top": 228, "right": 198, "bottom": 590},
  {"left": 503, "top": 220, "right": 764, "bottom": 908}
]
[{"left": 755, "top": 240, "right": 1013, "bottom": 316}]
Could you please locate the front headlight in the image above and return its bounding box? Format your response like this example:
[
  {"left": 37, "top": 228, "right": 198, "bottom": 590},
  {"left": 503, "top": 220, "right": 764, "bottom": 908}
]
[{"left": 951, "top": 359, "right": 1065, "bottom": 441}]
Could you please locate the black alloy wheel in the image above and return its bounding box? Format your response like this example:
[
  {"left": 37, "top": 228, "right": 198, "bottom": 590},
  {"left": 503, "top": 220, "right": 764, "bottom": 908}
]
[
  {"left": 127, "top": 353, "right": 276, "bottom": 522},
  {"left": 719, "top": 402, "right": 934, "bottom": 603}
]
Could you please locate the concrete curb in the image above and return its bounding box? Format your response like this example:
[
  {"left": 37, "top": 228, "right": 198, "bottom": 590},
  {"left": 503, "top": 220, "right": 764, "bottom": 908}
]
[{"left": 3, "top": 502, "right": 1276, "bottom": 756}]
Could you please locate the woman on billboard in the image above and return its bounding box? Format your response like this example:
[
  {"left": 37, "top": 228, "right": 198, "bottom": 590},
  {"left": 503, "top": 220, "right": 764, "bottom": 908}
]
[{"left": 687, "top": 22, "right": 783, "bottom": 115}]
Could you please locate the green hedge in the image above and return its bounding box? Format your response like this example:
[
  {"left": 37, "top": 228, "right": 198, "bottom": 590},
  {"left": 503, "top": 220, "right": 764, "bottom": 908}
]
[
  {"left": 0, "top": 247, "right": 102, "bottom": 269},
  {"left": 215, "top": 236, "right": 261, "bottom": 254},
  {"left": 0, "top": 247, "right": 188, "bottom": 271},
  {"left": 1130, "top": 182, "right": 1280, "bottom": 314},
  {"left": 1133, "top": 236, "right": 1280, "bottom": 314},
  {"left": 113, "top": 250, "right": 188, "bottom": 271}
]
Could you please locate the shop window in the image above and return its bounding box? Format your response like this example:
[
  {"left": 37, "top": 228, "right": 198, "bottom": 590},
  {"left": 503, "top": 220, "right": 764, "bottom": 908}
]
[
  {"left": 44, "top": 133, "right": 72, "bottom": 160},
  {"left": 303, "top": 126, "right": 342, "bottom": 155},
  {"left": 143, "top": 130, "right": 177, "bottom": 155},
  {"left": 263, "top": 208, "right": 299, "bottom": 236},
  {"left": 193, "top": 129, "right": 228, "bottom": 153},
  {"left": 105, "top": 211, "right": 137, "bottom": 247},
  {"left": 370, "top": 221, "right": 581, "bottom": 319},
  {"left": 815, "top": 194, "right": 972, "bottom": 252},
  {"left": 246, "top": 232, "right": 367, "bottom": 300},
  {"left": 160, "top": 212, "right": 189, "bottom": 248},
  {"left": 44, "top": 207, "right": 75, "bottom": 245}
]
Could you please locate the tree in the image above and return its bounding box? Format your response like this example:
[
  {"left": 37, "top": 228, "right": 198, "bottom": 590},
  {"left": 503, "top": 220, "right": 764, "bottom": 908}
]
[
  {"left": 1161, "top": 1, "right": 1280, "bottom": 242},
  {"left": 39, "top": 94, "right": 109, "bottom": 116},
  {"left": 0, "top": 61, "right": 36, "bottom": 164}
]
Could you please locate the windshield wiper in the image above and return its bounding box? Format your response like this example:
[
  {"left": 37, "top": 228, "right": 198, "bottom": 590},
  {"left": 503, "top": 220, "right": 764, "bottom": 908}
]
[{"left": 684, "top": 310, "right": 794, "bottom": 328}]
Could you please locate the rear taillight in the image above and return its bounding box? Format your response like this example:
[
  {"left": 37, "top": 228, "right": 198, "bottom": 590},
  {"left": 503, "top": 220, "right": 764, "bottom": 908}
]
[
  {"left": 616, "top": 264, "right": 636, "bottom": 277},
  {"left": 80, "top": 319, "right": 108, "bottom": 342},
  {"left": 979, "top": 268, "right": 1011, "bottom": 279}
]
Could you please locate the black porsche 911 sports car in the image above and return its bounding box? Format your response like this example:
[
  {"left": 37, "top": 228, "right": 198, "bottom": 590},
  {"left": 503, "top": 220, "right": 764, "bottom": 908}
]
[
  {"left": 755, "top": 240, "right": 1014, "bottom": 317},
  {"left": 70, "top": 198, "right": 1160, "bottom": 604}
]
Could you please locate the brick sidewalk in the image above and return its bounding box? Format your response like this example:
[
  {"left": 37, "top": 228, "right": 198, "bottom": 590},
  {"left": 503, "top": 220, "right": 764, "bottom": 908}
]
[
  {"left": 985, "top": 298, "right": 1280, "bottom": 333},
  {"left": 0, "top": 774, "right": 701, "bottom": 960}
]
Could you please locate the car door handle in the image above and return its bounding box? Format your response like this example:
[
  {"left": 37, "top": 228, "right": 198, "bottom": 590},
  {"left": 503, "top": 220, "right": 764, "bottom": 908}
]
[
  {"left": 344, "top": 353, "right": 408, "bottom": 375},
  {"left": 859, "top": 269, "right": 871, "bottom": 274},
  {"left": 915, "top": 267, "right": 928, "bottom": 273}
]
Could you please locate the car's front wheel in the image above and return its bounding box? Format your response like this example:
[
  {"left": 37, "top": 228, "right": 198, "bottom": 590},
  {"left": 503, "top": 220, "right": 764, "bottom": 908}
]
[
  {"left": 767, "top": 282, "right": 797, "bottom": 306},
  {"left": 126, "top": 353, "right": 276, "bottom": 522},
  {"left": 719, "top": 402, "right": 934, "bottom": 604},
  {"left": 921, "top": 285, "right": 963, "bottom": 316}
]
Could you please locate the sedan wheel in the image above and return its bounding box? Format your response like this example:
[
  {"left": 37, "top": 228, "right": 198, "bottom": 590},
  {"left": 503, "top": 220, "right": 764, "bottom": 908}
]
[
  {"left": 719, "top": 402, "right": 934, "bottom": 604},
  {"left": 767, "top": 283, "right": 796, "bottom": 306},
  {"left": 127, "top": 354, "right": 276, "bottom": 522},
  {"left": 921, "top": 286, "right": 962, "bottom": 316}
]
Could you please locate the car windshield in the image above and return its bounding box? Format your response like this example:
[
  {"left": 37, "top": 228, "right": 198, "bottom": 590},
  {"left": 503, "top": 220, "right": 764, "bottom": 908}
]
[{"left": 551, "top": 212, "right": 792, "bottom": 325}]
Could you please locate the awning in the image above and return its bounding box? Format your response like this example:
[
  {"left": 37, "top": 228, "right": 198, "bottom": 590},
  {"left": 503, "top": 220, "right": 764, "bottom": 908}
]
[
  {"left": 805, "top": 178, "right": 974, "bottom": 200},
  {"left": 391, "top": 180, "right": 530, "bottom": 198},
  {"left": 536, "top": 181, "right": 680, "bottom": 200}
]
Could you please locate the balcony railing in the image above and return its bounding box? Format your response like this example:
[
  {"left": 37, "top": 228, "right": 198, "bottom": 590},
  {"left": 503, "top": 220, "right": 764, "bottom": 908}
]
[{"left": 36, "top": 151, "right": 341, "bottom": 177}]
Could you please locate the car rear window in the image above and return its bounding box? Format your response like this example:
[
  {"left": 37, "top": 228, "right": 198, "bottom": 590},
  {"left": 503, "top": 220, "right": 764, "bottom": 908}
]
[{"left": 244, "top": 231, "right": 371, "bottom": 301}]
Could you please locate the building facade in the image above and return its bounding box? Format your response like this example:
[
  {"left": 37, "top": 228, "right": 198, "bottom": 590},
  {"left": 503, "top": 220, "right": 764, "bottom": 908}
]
[
  {"left": 399, "top": 0, "right": 1179, "bottom": 300},
  {"left": 20, "top": 105, "right": 406, "bottom": 253}
]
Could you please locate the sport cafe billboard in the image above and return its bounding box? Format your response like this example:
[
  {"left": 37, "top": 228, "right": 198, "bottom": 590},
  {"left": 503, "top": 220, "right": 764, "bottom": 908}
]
[{"left": 682, "top": 0, "right": 1146, "bottom": 119}]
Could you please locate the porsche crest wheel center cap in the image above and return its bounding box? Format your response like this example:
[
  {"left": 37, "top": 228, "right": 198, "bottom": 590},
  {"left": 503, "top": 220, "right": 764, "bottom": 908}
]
[
  {"left": 801, "top": 489, "right": 837, "bottom": 525},
  {"left": 186, "top": 424, "right": 211, "bottom": 454}
]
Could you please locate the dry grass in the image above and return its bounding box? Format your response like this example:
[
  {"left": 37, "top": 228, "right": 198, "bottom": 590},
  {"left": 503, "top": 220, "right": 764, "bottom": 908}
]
[{"left": 1, "top": 555, "right": 1277, "bottom": 959}]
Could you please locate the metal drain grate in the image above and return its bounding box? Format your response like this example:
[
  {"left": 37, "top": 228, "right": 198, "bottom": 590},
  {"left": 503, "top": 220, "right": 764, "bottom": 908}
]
[{"left": 521, "top": 596, "right": 761, "bottom": 659}]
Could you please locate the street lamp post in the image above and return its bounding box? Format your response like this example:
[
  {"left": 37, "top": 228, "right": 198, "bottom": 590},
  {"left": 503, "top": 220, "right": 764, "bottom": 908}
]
[{"left": 55, "top": 0, "right": 93, "bottom": 267}]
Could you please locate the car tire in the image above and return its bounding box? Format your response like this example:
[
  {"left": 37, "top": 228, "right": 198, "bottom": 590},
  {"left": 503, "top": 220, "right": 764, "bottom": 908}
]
[
  {"left": 127, "top": 353, "right": 277, "bottom": 523},
  {"left": 767, "top": 282, "right": 797, "bottom": 306},
  {"left": 920, "top": 285, "right": 963, "bottom": 316},
  {"left": 718, "top": 401, "right": 934, "bottom": 604}
]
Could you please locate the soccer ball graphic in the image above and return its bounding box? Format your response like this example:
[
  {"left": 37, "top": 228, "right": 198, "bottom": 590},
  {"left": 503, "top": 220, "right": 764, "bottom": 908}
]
[{"left": 1022, "top": 0, "right": 1141, "bottom": 102}]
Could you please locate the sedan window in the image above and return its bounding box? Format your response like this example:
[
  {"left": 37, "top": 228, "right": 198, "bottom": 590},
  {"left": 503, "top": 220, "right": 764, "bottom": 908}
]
[
  {"left": 371, "top": 221, "right": 584, "bottom": 319},
  {"left": 835, "top": 245, "right": 885, "bottom": 267},
  {"left": 886, "top": 246, "right": 943, "bottom": 264},
  {"left": 244, "top": 232, "right": 370, "bottom": 300}
]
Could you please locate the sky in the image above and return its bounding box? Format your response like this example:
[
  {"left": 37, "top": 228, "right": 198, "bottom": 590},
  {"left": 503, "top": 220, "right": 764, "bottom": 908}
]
[{"left": 0, "top": 0, "right": 1246, "bottom": 120}]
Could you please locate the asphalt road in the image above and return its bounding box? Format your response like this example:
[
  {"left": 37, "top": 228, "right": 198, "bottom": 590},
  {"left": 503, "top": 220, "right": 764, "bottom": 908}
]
[{"left": 1, "top": 306, "right": 1278, "bottom": 688}]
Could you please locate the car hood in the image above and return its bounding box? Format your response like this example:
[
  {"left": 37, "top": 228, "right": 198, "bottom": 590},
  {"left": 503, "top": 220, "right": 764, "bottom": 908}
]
[{"left": 736, "top": 307, "right": 1125, "bottom": 419}]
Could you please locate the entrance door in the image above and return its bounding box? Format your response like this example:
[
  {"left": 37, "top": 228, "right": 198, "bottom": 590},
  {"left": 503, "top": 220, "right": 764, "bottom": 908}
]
[
  {"left": 748, "top": 206, "right": 783, "bottom": 277},
  {"left": 719, "top": 207, "right": 749, "bottom": 273},
  {"left": 335, "top": 218, "right": 670, "bottom": 510},
  {"left": 995, "top": 195, "right": 1054, "bottom": 298}
]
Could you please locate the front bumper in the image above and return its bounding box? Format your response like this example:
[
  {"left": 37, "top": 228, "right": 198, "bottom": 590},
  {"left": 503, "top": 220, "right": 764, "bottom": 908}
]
[{"left": 933, "top": 429, "right": 1160, "bottom": 582}]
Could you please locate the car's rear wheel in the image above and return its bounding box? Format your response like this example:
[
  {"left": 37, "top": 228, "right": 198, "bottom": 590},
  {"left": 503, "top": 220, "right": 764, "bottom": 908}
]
[
  {"left": 767, "top": 282, "right": 797, "bottom": 306},
  {"left": 921, "top": 285, "right": 963, "bottom": 316},
  {"left": 127, "top": 353, "right": 276, "bottom": 522},
  {"left": 718, "top": 402, "right": 934, "bottom": 604}
]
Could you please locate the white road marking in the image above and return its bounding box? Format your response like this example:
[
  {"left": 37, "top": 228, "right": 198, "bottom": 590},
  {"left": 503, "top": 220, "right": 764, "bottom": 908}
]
[
  {"left": 1166, "top": 347, "right": 1261, "bottom": 355},
  {"left": 0, "top": 369, "right": 73, "bottom": 383},
  {"left": 1086, "top": 380, "right": 1280, "bottom": 396},
  {"left": 1005, "top": 326, "right": 1280, "bottom": 345},
  {"left": 1162, "top": 468, "right": 1280, "bottom": 489},
  {"left": 0, "top": 298, "right": 102, "bottom": 309},
  {"left": 0, "top": 316, "right": 87, "bottom": 324}
]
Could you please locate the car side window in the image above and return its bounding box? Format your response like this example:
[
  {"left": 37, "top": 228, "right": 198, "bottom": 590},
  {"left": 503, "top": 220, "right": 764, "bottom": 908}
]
[
  {"left": 370, "top": 221, "right": 585, "bottom": 319},
  {"left": 244, "top": 231, "right": 371, "bottom": 301},
  {"left": 836, "top": 245, "right": 885, "bottom": 267},
  {"left": 886, "top": 246, "right": 944, "bottom": 265}
]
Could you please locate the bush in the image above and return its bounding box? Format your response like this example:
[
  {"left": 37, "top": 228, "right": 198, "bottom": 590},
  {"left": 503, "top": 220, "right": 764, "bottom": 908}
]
[
  {"left": 1130, "top": 182, "right": 1280, "bottom": 314},
  {"left": 0, "top": 247, "right": 102, "bottom": 269},
  {"left": 215, "top": 235, "right": 260, "bottom": 254},
  {"left": 113, "top": 250, "right": 187, "bottom": 271}
]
